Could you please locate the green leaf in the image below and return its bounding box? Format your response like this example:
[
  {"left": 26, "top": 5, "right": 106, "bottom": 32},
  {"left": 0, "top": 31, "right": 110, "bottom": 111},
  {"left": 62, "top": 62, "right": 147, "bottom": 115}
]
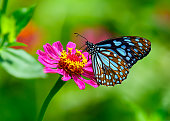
[
  {"left": 1, "top": 15, "right": 16, "bottom": 43},
  {"left": 6, "top": 42, "right": 27, "bottom": 47},
  {"left": 0, "top": 48, "right": 46, "bottom": 79},
  {"left": 12, "top": 5, "right": 36, "bottom": 35},
  {"left": 0, "top": 0, "right": 8, "bottom": 14}
]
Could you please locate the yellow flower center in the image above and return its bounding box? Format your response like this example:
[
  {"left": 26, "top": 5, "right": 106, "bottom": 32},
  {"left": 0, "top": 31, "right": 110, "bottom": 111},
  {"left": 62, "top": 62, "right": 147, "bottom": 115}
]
[{"left": 58, "top": 48, "right": 87, "bottom": 75}]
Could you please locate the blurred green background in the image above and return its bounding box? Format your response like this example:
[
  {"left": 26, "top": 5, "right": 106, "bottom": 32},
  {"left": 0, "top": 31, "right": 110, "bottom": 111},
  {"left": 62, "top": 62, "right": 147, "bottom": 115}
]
[{"left": 1, "top": 0, "right": 170, "bottom": 121}]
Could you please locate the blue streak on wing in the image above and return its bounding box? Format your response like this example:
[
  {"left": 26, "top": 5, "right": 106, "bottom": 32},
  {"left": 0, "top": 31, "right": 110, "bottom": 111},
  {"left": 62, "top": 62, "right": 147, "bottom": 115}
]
[
  {"left": 116, "top": 48, "right": 126, "bottom": 56},
  {"left": 110, "top": 60, "right": 118, "bottom": 67},
  {"left": 98, "top": 53, "right": 118, "bottom": 71},
  {"left": 102, "top": 51, "right": 111, "bottom": 55},
  {"left": 97, "top": 44, "right": 112, "bottom": 47},
  {"left": 124, "top": 39, "right": 131, "bottom": 42},
  {"left": 129, "top": 43, "right": 135, "bottom": 46},
  {"left": 121, "top": 45, "right": 126, "bottom": 49},
  {"left": 138, "top": 43, "right": 143, "bottom": 46}
]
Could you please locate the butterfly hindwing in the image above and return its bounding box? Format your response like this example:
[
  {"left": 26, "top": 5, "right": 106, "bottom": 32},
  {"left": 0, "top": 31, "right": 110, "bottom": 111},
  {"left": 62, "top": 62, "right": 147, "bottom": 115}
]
[{"left": 92, "top": 48, "right": 129, "bottom": 86}]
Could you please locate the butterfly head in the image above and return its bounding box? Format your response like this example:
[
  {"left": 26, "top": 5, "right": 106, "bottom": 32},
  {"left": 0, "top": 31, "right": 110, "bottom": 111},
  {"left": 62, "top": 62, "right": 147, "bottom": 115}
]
[{"left": 85, "top": 41, "right": 97, "bottom": 55}]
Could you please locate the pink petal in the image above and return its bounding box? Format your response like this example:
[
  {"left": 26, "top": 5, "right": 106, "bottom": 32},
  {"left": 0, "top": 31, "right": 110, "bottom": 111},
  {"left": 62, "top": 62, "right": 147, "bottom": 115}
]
[
  {"left": 83, "top": 62, "right": 94, "bottom": 74},
  {"left": 77, "top": 49, "right": 82, "bottom": 52},
  {"left": 36, "top": 50, "right": 52, "bottom": 60},
  {"left": 66, "top": 42, "right": 76, "bottom": 54},
  {"left": 55, "top": 68, "right": 64, "bottom": 75},
  {"left": 38, "top": 53, "right": 59, "bottom": 63},
  {"left": 84, "top": 61, "right": 93, "bottom": 70},
  {"left": 52, "top": 41, "right": 63, "bottom": 56},
  {"left": 61, "top": 71, "right": 71, "bottom": 81},
  {"left": 43, "top": 43, "right": 59, "bottom": 59},
  {"left": 78, "top": 75, "right": 99, "bottom": 88},
  {"left": 37, "top": 49, "right": 60, "bottom": 68},
  {"left": 38, "top": 57, "right": 59, "bottom": 68},
  {"left": 82, "top": 52, "right": 89, "bottom": 59},
  {"left": 36, "top": 50, "right": 47, "bottom": 57},
  {"left": 84, "top": 61, "right": 92, "bottom": 67},
  {"left": 89, "top": 54, "right": 91, "bottom": 59},
  {"left": 72, "top": 75, "right": 85, "bottom": 90},
  {"left": 44, "top": 67, "right": 58, "bottom": 73},
  {"left": 82, "top": 71, "right": 95, "bottom": 79},
  {"left": 83, "top": 66, "right": 94, "bottom": 73}
]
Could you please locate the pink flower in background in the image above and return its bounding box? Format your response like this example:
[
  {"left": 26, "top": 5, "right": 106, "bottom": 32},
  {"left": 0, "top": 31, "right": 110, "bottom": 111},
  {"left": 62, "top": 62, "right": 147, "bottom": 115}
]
[
  {"left": 37, "top": 41, "right": 99, "bottom": 90},
  {"left": 72, "top": 27, "right": 115, "bottom": 48}
]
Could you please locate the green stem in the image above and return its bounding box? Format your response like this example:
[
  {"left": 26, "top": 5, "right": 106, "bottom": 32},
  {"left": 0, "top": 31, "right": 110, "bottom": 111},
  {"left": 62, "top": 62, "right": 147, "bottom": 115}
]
[
  {"left": 0, "top": 33, "right": 8, "bottom": 48},
  {"left": 0, "top": 0, "right": 8, "bottom": 42},
  {"left": 1, "top": 0, "right": 8, "bottom": 14},
  {"left": 38, "top": 76, "right": 66, "bottom": 121}
]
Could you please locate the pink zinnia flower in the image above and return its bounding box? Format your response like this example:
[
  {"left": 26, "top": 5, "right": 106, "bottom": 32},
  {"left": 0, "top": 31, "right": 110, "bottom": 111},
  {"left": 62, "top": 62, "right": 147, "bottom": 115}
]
[{"left": 36, "top": 41, "right": 99, "bottom": 90}]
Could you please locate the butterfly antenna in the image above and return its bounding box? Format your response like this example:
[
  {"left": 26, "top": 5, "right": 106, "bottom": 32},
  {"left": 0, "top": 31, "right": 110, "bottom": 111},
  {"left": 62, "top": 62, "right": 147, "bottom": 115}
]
[{"left": 74, "top": 33, "right": 88, "bottom": 41}]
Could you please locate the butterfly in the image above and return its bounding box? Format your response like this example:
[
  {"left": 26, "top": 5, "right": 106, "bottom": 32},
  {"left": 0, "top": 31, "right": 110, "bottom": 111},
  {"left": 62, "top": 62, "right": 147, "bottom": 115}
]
[{"left": 74, "top": 33, "right": 151, "bottom": 86}]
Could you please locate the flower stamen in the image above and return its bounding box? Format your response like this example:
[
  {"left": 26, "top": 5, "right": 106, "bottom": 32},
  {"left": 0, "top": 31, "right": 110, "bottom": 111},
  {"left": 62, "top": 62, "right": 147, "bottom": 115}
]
[{"left": 58, "top": 48, "right": 87, "bottom": 75}]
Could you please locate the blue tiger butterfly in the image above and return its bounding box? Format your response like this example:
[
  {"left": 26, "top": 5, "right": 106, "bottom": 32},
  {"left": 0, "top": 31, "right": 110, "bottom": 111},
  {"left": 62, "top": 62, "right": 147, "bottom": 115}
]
[{"left": 75, "top": 33, "right": 151, "bottom": 86}]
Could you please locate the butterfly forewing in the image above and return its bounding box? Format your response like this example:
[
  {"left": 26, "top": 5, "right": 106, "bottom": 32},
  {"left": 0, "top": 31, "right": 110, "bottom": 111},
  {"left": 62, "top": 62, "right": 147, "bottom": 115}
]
[{"left": 96, "top": 36, "right": 151, "bottom": 68}]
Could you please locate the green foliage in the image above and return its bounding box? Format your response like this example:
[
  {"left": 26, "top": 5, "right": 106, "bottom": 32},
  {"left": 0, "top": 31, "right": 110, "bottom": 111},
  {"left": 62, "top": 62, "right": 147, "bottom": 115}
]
[
  {"left": 0, "top": 48, "right": 46, "bottom": 78},
  {"left": 0, "top": 0, "right": 170, "bottom": 121},
  {"left": 6, "top": 42, "right": 27, "bottom": 47},
  {"left": 0, "top": 0, "right": 45, "bottom": 79},
  {"left": 12, "top": 5, "right": 35, "bottom": 35},
  {"left": 1, "top": 15, "right": 15, "bottom": 43}
]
